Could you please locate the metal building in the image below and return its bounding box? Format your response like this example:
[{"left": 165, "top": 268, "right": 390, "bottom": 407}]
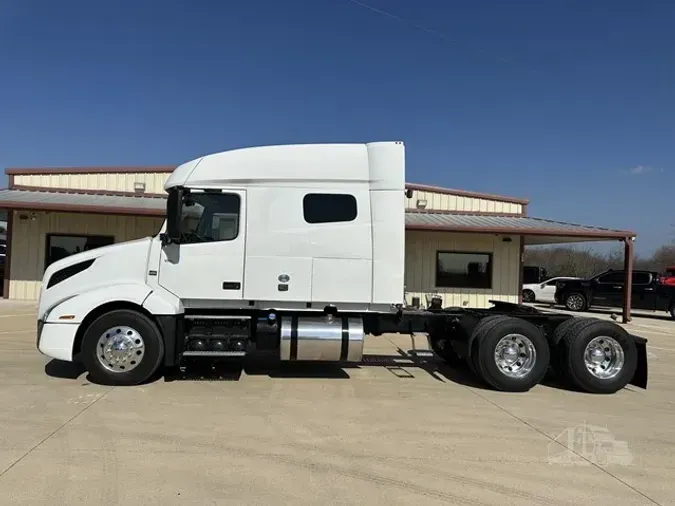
[{"left": 0, "top": 167, "right": 636, "bottom": 320}]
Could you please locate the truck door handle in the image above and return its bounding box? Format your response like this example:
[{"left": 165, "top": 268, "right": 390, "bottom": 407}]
[{"left": 222, "top": 282, "right": 241, "bottom": 290}]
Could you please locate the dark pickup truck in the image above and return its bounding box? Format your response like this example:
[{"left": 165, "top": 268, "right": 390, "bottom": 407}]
[{"left": 555, "top": 269, "right": 675, "bottom": 319}]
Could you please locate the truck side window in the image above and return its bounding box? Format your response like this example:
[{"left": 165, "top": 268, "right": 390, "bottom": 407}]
[
  {"left": 596, "top": 272, "right": 625, "bottom": 284},
  {"left": 632, "top": 272, "right": 651, "bottom": 285},
  {"left": 303, "top": 193, "right": 357, "bottom": 224},
  {"left": 180, "top": 193, "right": 240, "bottom": 243}
]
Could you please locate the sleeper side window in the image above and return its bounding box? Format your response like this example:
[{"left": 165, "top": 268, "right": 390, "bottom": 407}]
[{"left": 303, "top": 193, "right": 357, "bottom": 224}]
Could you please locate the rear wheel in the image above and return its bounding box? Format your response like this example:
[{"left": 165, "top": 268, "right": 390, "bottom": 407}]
[
  {"left": 80, "top": 309, "right": 165, "bottom": 386},
  {"left": 564, "top": 292, "right": 587, "bottom": 312},
  {"left": 557, "top": 319, "right": 637, "bottom": 394},
  {"left": 551, "top": 317, "right": 585, "bottom": 379},
  {"left": 522, "top": 290, "right": 535, "bottom": 303},
  {"left": 470, "top": 316, "right": 550, "bottom": 392},
  {"left": 465, "top": 315, "right": 509, "bottom": 378}
]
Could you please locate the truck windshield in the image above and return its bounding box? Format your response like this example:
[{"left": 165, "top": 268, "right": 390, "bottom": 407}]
[{"left": 179, "top": 192, "right": 240, "bottom": 243}]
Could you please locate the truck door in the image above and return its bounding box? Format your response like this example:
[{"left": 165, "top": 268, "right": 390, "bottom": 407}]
[
  {"left": 633, "top": 272, "right": 657, "bottom": 310},
  {"left": 158, "top": 189, "right": 246, "bottom": 302},
  {"left": 540, "top": 278, "right": 559, "bottom": 302},
  {"left": 593, "top": 271, "right": 624, "bottom": 308}
]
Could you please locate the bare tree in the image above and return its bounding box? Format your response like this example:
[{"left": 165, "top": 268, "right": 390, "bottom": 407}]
[
  {"left": 522, "top": 243, "right": 668, "bottom": 278},
  {"left": 649, "top": 245, "right": 675, "bottom": 271}
]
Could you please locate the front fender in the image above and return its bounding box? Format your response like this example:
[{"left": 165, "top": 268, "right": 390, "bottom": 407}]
[{"left": 44, "top": 284, "right": 154, "bottom": 324}]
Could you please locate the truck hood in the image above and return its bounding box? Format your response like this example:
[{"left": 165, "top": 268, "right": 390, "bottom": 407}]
[
  {"left": 39, "top": 237, "right": 155, "bottom": 319},
  {"left": 42, "top": 237, "right": 153, "bottom": 281}
]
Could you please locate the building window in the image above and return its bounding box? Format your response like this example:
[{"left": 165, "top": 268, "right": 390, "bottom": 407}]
[
  {"left": 436, "top": 251, "right": 493, "bottom": 289},
  {"left": 45, "top": 234, "right": 115, "bottom": 269},
  {"left": 180, "top": 192, "right": 240, "bottom": 243},
  {"left": 303, "top": 193, "right": 357, "bottom": 224}
]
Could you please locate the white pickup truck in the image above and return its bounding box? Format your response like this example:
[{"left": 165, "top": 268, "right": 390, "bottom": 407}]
[{"left": 35, "top": 141, "right": 648, "bottom": 394}]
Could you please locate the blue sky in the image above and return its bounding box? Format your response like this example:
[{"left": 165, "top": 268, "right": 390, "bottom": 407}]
[{"left": 0, "top": 0, "right": 673, "bottom": 254}]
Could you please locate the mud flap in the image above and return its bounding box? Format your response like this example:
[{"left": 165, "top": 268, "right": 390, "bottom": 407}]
[{"left": 630, "top": 334, "right": 648, "bottom": 389}]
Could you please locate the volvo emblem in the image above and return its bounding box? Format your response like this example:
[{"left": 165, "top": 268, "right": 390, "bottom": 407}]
[{"left": 278, "top": 274, "right": 290, "bottom": 283}]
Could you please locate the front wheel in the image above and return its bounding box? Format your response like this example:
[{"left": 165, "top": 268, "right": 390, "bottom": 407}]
[
  {"left": 80, "top": 309, "right": 165, "bottom": 386},
  {"left": 565, "top": 292, "right": 587, "bottom": 312},
  {"left": 522, "top": 289, "right": 535, "bottom": 303}
]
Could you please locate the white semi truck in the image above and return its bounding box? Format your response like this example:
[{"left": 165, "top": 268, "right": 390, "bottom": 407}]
[{"left": 36, "top": 141, "right": 648, "bottom": 393}]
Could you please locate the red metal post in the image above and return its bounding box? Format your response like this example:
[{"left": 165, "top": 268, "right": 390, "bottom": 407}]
[
  {"left": 517, "top": 236, "right": 525, "bottom": 304},
  {"left": 622, "top": 238, "right": 633, "bottom": 323}
]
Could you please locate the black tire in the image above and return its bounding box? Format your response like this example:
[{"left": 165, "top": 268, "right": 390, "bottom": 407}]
[
  {"left": 471, "top": 316, "right": 550, "bottom": 392},
  {"left": 81, "top": 309, "right": 165, "bottom": 386},
  {"left": 558, "top": 319, "right": 637, "bottom": 394},
  {"left": 522, "top": 290, "right": 535, "bottom": 303},
  {"left": 564, "top": 292, "right": 587, "bottom": 312},
  {"left": 465, "top": 315, "right": 510, "bottom": 380},
  {"left": 550, "top": 317, "right": 597, "bottom": 384},
  {"left": 550, "top": 317, "right": 586, "bottom": 377}
]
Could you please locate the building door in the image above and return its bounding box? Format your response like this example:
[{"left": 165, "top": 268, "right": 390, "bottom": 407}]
[{"left": 158, "top": 190, "right": 246, "bottom": 302}]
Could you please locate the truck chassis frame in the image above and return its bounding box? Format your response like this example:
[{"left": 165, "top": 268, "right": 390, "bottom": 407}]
[{"left": 52, "top": 299, "right": 648, "bottom": 394}]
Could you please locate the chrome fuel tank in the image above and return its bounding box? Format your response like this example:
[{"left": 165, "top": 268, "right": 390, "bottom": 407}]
[{"left": 279, "top": 315, "right": 364, "bottom": 362}]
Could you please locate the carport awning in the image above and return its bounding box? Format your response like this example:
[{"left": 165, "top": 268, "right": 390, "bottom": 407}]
[
  {"left": 0, "top": 188, "right": 637, "bottom": 244},
  {"left": 405, "top": 211, "right": 635, "bottom": 244},
  {"left": 0, "top": 188, "right": 166, "bottom": 217}
]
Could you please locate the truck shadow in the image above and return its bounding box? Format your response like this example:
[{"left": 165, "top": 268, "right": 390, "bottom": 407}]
[
  {"left": 44, "top": 359, "right": 87, "bottom": 380},
  {"left": 45, "top": 353, "right": 567, "bottom": 392},
  {"left": 163, "top": 349, "right": 490, "bottom": 390}
]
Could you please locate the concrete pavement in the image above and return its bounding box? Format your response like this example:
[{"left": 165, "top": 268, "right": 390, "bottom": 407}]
[{"left": 0, "top": 301, "right": 673, "bottom": 505}]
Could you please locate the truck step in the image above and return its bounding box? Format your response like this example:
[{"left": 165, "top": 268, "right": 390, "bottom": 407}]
[
  {"left": 182, "top": 351, "right": 247, "bottom": 358},
  {"left": 184, "top": 315, "right": 251, "bottom": 320},
  {"left": 407, "top": 350, "right": 434, "bottom": 358}
]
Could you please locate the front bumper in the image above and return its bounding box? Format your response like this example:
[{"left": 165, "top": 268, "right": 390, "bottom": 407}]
[
  {"left": 36, "top": 319, "right": 44, "bottom": 348},
  {"left": 36, "top": 321, "right": 78, "bottom": 362}
]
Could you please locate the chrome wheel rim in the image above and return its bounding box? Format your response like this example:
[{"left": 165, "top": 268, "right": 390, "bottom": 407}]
[
  {"left": 523, "top": 291, "right": 534, "bottom": 302},
  {"left": 567, "top": 294, "right": 584, "bottom": 310},
  {"left": 96, "top": 326, "right": 145, "bottom": 373},
  {"left": 494, "top": 333, "right": 537, "bottom": 378},
  {"left": 584, "top": 336, "right": 624, "bottom": 379}
]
